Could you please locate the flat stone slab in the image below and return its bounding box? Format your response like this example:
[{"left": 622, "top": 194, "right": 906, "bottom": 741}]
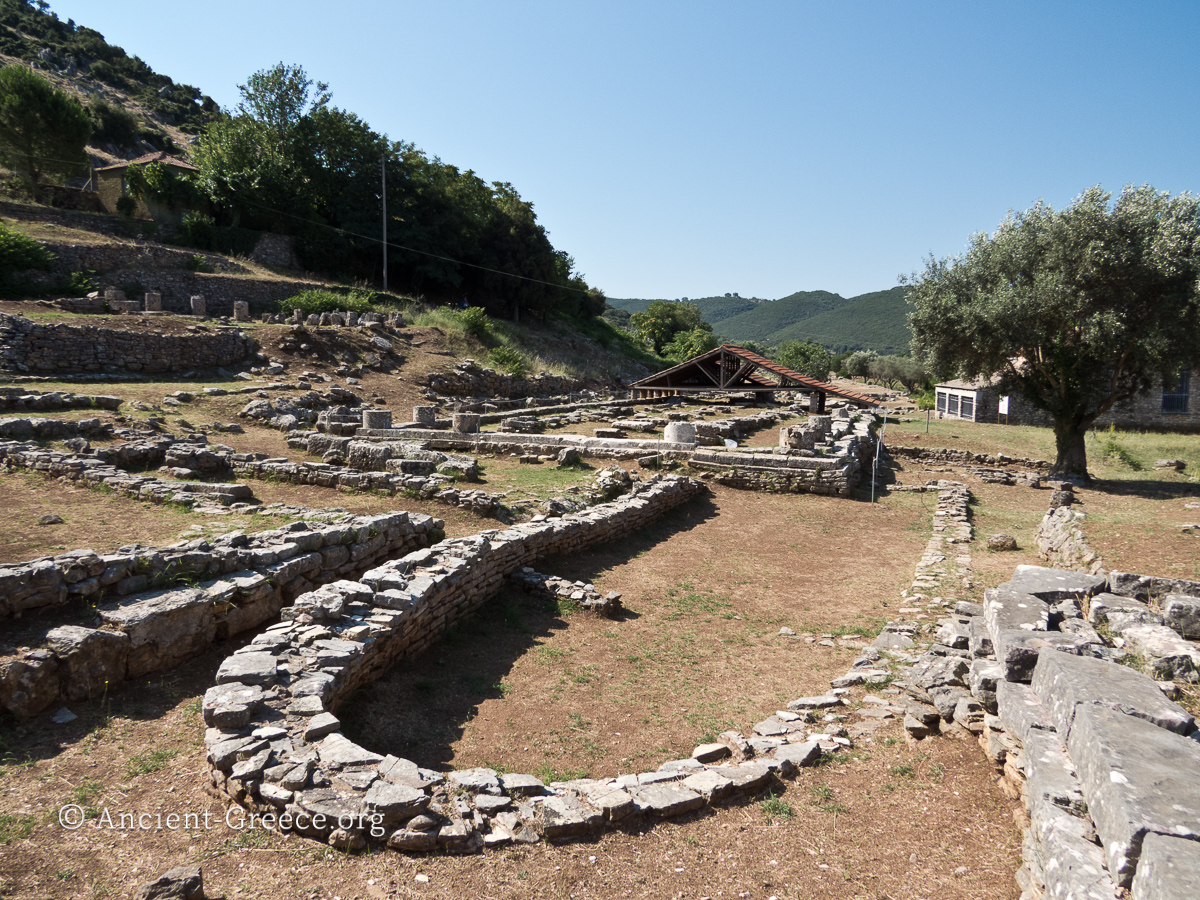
[
  {"left": 1032, "top": 652, "right": 1195, "bottom": 739},
  {"left": 363, "top": 780, "right": 428, "bottom": 824},
  {"left": 1088, "top": 593, "right": 1160, "bottom": 628},
  {"left": 681, "top": 770, "right": 734, "bottom": 801},
  {"left": 1008, "top": 565, "right": 1108, "bottom": 600},
  {"left": 1131, "top": 833, "right": 1200, "bottom": 900},
  {"left": 202, "top": 683, "right": 264, "bottom": 728},
  {"left": 996, "top": 680, "right": 1057, "bottom": 744},
  {"left": 632, "top": 783, "right": 704, "bottom": 817},
  {"left": 1023, "top": 729, "right": 1087, "bottom": 818},
  {"left": 1117, "top": 624, "right": 1200, "bottom": 683},
  {"left": 215, "top": 651, "right": 277, "bottom": 686},
  {"left": 540, "top": 795, "right": 601, "bottom": 838},
  {"left": 707, "top": 763, "right": 772, "bottom": 793},
  {"left": 318, "top": 733, "right": 384, "bottom": 768},
  {"left": 691, "top": 742, "right": 731, "bottom": 764},
  {"left": 499, "top": 773, "right": 545, "bottom": 796},
  {"left": 1067, "top": 703, "right": 1200, "bottom": 887},
  {"left": 773, "top": 741, "right": 820, "bottom": 770},
  {"left": 1029, "top": 801, "right": 1120, "bottom": 900},
  {"left": 993, "top": 628, "right": 1098, "bottom": 683},
  {"left": 450, "top": 767, "right": 501, "bottom": 794},
  {"left": 785, "top": 695, "right": 841, "bottom": 710},
  {"left": 984, "top": 586, "right": 1050, "bottom": 639}
]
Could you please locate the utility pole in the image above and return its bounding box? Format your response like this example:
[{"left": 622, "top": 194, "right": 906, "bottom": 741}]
[{"left": 381, "top": 152, "right": 388, "bottom": 293}]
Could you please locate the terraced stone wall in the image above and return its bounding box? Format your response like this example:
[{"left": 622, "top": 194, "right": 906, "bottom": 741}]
[
  {"left": 0, "top": 512, "right": 443, "bottom": 718},
  {"left": 0, "top": 313, "right": 257, "bottom": 373}
]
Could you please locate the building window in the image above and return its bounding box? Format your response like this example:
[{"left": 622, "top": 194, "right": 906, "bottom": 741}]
[
  {"left": 947, "top": 394, "right": 960, "bottom": 416},
  {"left": 1162, "top": 370, "right": 1190, "bottom": 413},
  {"left": 961, "top": 395, "right": 975, "bottom": 420},
  {"left": 936, "top": 391, "right": 946, "bottom": 412}
]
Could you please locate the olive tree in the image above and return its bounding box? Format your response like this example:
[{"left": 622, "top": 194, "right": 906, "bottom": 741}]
[{"left": 905, "top": 185, "right": 1200, "bottom": 476}]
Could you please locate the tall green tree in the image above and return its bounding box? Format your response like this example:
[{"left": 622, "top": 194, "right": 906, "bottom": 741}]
[
  {"left": 905, "top": 185, "right": 1200, "bottom": 476},
  {"left": 631, "top": 300, "right": 711, "bottom": 355},
  {"left": 775, "top": 339, "right": 832, "bottom": 381},
  {"left": 0, "top": 64, "right": 90, "bottom": 185}
]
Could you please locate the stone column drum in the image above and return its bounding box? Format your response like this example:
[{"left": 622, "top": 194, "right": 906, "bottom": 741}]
[
  {"left": 412, "top": 406, "right": 437, "bottom": 425},
  {"left": 452, "top": 413, "right": 481, "bottom": 433},
  {"left": 664, "top": 421, "right": 697, "bottom": 444},
  {"left": 362, "top": 409, "right": 392, "bottom": 430},
  {"left": 190, "top": 295, "right": 206, "bottom": 317},
  {"left": 233, "top": 301, "right": 250, "bottom": 322}
]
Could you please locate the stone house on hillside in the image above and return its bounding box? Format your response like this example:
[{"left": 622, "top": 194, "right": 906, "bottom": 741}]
[
  {"left": 935, "top": 371, "right": 1197, "bottom": 431},
  {"left": 95, "top": 151, "right": 202, "bottom": 227}
]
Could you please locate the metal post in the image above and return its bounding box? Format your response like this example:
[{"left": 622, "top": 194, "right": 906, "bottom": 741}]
[
  {"left": 871, "top": 410, "right": 887, "bottom": 503},
  {"left": 381, "top": 153, "right": 388, "bottom": 292},
  {"left": 926, "top": 409, "right": 930, "bottom": 433}
]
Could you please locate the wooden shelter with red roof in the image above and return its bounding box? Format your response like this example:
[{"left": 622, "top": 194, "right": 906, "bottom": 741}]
[{"left": 627, "top": 344, "right": 879, "bottom": 411}]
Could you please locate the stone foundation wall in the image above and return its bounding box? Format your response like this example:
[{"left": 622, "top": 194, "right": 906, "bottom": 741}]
[
  {"left": 202, "top": 475, "right": 723, "bottom": 853},
  {"left": 0, "top": 388, "right": 122, "bottom": 412},
  {"left": 895, "top": 559, "right": 1200, "bottom": 899},
  {"left": 0, "top": 511, "right": 443, "bottom": 718},
  {"left": 887, "top": 445, "right": 1050, "bottom": 471},
  {"left": 0, "top": 313, "right": 257, "bottom": 373},
  {"left": 1034, "top": 504, "right": 1105, "bottom": 574}
]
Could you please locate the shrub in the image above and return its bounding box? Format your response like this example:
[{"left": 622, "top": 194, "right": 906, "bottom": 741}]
[
  {"left": 0, "top": 221, "right": 52, "bottom": 276},
  {"left": 183, "top": 254, "right": 211, "bottom": 273},
  {"left": 280, "top": 289, "right": 376, "bottom": 318},
  {"left": 455, "top": 306, "right": 491, "bottom": 339},
  {"left": 115, "top": 194, "right": 137, "bottom": 217},
  {"left": 490, "top": 345, "right": 527, "bottom": 377},
  {"left": 88, "top": 97, "right": 139, "bottom": 148}
]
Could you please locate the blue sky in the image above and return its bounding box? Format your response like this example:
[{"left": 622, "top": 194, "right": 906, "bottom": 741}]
[{"left": 49, "top": 1, "right": 1200, "bottom": 300}]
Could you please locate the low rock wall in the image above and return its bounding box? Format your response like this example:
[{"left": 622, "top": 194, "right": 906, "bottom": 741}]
[
  {"left": 0, "top": 438, "right": 251, "bottom": 512},
  {"left": 888, "top": 445, "right": 1050, "bottom": 471},
  {"left": 0, "top": 511, "right": 443, "bottom": 717},
  {"left": 0, "top": 388, "right": 122, "bottom": 412},
  {"left": 0, "top": 313, "right": 257, "bottom": 373},
  {"left": 200, "top": 475, "right": 770, "bottom": 854},
  {"left": 1034, "top": 504, "right": 1105, "bottom": 574},
  {"left": 896, "top": 562, "right": 1200, "bottom": 899},
  {"left": 357, "top": 427, "right": 695, "bottom": 461}
]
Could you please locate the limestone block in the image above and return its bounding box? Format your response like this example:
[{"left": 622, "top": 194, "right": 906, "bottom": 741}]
[
  {"left": 1068, "top": 703, "right": 1200, "bottom": 887},
  {"left": 412, "top": 406, "right": 437, "bottom": 424},
  {"left": 1031, "top": 651, "right": 1194, "bottom": 739},
  {"left": 143, "top": 292, "right": 162, "bottom": 312},
  {"left": 233, "top": 301, "right": 250, "bottom": 322},
  {"left": 1131, "top": 833, "right": 1200, "bottom": 900},
  {"left": 44, "top": 625, "right": 129, "bottom": 700},
  {"left": 452, "top": 413, "right": 480, "bottom": 433},
  {"left": 1162, "top": 594, "right": 1200, "bottom": 639},
  {"left": 99, "top": 588, "right": 217, "bottom": 676},
  {"left": 190, "top": 295, "right": 206, "bottom": 317}
]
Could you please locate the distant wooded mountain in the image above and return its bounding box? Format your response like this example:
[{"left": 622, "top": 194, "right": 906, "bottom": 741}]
[
  {"left": 607, "top": 294, "right": 768, "bottom": 323},
  {"left": 608, "top": 286, "right": 912, "bottom": 355}
]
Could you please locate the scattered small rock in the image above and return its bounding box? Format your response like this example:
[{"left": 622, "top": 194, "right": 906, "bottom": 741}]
[
  {"left": 987, "top": 533, "right": 1018, "bottom": 552},
  {"left": 38, "top": 514, "right": 64, "bottom": 525}
]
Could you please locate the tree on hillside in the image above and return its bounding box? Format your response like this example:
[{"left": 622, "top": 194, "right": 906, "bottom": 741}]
[
  {"left": 905, "top": 185, "right": 1200, "bottom": 476},
  {"left": 775, "top": 339, "right": 832, "bottom": 381},
  {"left": 631, "top": 300, "right": 711, "bottom": 355},
  {"left": 664, "top": 326, "right": 718, "bottom": 362},
  {"left": 0, "top": 64, "right": 90, "bottom": 185},
  {"left": 868, "top": 355, "right": 926, "bottom": 391}
]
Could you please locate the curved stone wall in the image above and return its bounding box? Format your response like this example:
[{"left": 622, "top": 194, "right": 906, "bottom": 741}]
[{"left": 201, "top": 475, "right": 775, "bottom": 853}]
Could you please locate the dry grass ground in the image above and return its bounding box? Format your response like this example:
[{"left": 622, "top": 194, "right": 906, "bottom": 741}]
[{"left": 0, "top": 484, "right": 1020, "bottom": 900}]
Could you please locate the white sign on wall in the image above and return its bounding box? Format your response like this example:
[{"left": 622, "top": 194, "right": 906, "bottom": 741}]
[{"left": 998, "top": 395, "right": 1010, "bottom": 414}]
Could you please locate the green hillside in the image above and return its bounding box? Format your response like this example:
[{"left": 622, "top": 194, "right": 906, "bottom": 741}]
[
  {"left": 713, "top": 286, "right": 911, "bottom": 354},
  {"left": 765, "top": 287, "right": 912, "bottom": 354},
  {"left": 608, "top": 294, "right": 765, "bottom": 322},
  {"left": 711, "top": 290, "right": 844, "bottom": 342}
]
